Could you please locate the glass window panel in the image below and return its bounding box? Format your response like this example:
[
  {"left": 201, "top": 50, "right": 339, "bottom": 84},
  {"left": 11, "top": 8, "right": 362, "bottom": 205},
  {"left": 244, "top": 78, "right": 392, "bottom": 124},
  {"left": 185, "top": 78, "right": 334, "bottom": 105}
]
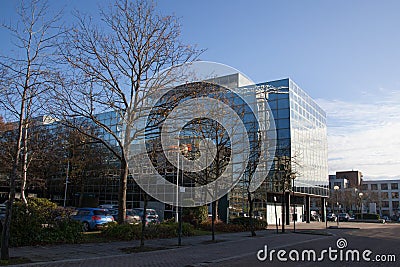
[
  {"left": 278, "top": 99, "right": 289, "bottom": 109},
  {"left": 268, "top": 100, "right": 277, "bottom": 109},
  {"left": 277, "top": 119, "right": 290, "bottom": 128},
  {"left": 361, "top": 184, "right": 368, "bottom": 190},
  {"left": 268, "top": 94, "right": 278, "bottom": 101},
  {"left": 277, "top": 109, "right": 289, "bottom": 119},
  {"left": 277, "top": 93, "right": 287, "bottom": 99},
  {"left": 277, "top": 128, "right": 290, "bottom": 139}
]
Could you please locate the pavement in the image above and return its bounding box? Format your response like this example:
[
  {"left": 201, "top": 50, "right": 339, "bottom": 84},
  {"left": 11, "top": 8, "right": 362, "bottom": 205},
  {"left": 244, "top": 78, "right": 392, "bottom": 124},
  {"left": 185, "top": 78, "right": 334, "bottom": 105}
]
[{"left": 8, "top": 221, "right": 392, "bottom": 266}]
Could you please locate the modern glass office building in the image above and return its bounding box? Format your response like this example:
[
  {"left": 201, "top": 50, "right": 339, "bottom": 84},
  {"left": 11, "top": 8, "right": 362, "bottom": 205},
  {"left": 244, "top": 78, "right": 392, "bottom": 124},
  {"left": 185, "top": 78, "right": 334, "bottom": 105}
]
[
  {"left": 1, "top": 73, "right": 328, "bottom": 223},
  {"left": 264, "top": 78, "right": 328, "bottom": 196},
  {"left": 228, "top": 78, "right": 328, "bottom": 223}
]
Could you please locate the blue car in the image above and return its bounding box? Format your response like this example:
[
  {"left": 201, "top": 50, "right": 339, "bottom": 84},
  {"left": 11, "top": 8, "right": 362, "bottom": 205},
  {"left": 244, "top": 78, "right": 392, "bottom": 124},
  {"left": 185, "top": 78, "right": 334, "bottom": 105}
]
[{"left": 71, "top": 208, "right": 114, "bottom": 231}]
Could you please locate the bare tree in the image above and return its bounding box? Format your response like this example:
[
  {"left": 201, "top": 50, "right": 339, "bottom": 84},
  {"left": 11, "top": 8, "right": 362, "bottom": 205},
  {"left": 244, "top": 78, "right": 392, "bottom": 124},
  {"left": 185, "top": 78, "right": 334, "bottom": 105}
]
[
  {"left": 48, "top": 0, "right": 199, "bottom": 225},
  {"left": 0, "top": 121, "right": 62, "bottom": 197},
  {"left": 0, "top": 0, "right": 61, "bottom": 259},
  {"left": 195, "top": 118, "right": 231, "bottom": 241},
  {"left": 163, "top": 82, "right": 249, "bottom": 241},
  {"left": 243, "top": 121, "right": 262, "bottom": 237},
  {"left": 61, "top": 128, "right": 111, "bottom": 207}
]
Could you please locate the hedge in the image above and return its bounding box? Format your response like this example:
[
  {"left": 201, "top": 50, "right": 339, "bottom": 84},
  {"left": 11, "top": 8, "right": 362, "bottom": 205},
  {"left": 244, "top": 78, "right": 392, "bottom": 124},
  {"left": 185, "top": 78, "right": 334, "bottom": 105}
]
[
  {"left": 354, "top": 213, "right": 380, "bottom": 220},
  {"left": 102, "top": 221, "right": 195, "bottom": 241}
]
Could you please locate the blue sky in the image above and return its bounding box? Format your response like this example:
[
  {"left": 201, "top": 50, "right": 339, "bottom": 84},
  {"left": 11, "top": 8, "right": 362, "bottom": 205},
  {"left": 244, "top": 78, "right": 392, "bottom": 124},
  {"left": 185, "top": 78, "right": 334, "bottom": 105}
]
[{"left": 1, "top": 0, "right": 399, "bottom": 179}]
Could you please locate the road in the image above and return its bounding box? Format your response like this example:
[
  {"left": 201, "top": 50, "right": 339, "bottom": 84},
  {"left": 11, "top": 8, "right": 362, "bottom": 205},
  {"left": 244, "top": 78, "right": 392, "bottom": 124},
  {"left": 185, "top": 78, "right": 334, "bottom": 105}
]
[
  {"left": 212, "top": 223, "right": 400, "bottom": 267},
  {"left": 12, "top": 223, "right": 400, "bottom": 267}
]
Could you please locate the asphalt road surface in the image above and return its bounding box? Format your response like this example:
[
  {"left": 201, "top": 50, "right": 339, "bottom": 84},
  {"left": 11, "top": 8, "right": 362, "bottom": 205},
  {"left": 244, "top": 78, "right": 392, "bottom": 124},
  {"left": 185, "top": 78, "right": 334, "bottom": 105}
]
[
  {"left": 13, "top": 223, "right": 400, "bottom": 267},
  {"left": 211, "top": 223, "right": 400, "bottom": 267}
]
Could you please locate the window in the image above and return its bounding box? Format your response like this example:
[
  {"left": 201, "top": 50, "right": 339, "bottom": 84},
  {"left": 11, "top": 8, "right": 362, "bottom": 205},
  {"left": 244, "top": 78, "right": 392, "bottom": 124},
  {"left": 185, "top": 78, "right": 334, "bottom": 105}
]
[
  {"left": 268, "top": 101, "right": 277, "bottom": 109},
  {"left": 94, "top": 210, "right": 110, "bottom": 215},
  {"left": 276, "top": 119, "right": 290, "bottom": 128},
  {"left": 391, "top": 183, "right": 398, "bottom": 190},
  {"left": 381, "top": 183, "right": 388, "bottom": 190},
  {"left": 381, "top": 192, "right": 389, "bottom": 199},
  {"left": 277, "top": 109, "right": 290, "bottom": 119},
  {"left": 361, "top": 184, "right": 368, "bottom": 190},
  {"left": 392, "top": 201, "right": 399, "bottom": 210},
  {"left": 333, "top": 182, "right": 341, "bottom": 188},
  {"left": 277, "top": 129, "right": 290, "bottom": 139},
  {"left": 277, "top": 99, "right": 289, "bottom": 109},
  {"left": 391, "top": 192, "right": 399, "bottom": 199},
  {"left": 382, "top": 201, "right": 389, "bottom": 208},
  {"left": 371, "top": 184, "right": 378, "bottom": 190},
  {"left": 77, "top": 210, "right": 90, "bottom": 216}
]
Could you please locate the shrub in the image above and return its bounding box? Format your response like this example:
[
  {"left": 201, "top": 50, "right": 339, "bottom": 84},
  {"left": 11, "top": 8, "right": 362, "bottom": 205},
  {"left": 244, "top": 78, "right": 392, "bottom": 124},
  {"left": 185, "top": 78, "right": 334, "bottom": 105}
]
[
  {"left": 102, "top": 222, "right": 195, "bottom": 240},
  {"left": 52, "top": 219, "right": 83, "bottom": 243},
  {"left": 230, "top": 217, "right": 267, "bottom": 230},
  {"left": 199, "top": 220, "right": 245, "bottom": 232},
  {"left": 182, "top": 206, "right": 208, "bottom": 227},
  {"left": 102, "top": 223, "right": 142, "bottom": 240},
  {"left": 10, "top": 198, "right": 83, "bottom": 246},
  {"left": 354, "top": 213, "right": 380, "bottom": 220}
]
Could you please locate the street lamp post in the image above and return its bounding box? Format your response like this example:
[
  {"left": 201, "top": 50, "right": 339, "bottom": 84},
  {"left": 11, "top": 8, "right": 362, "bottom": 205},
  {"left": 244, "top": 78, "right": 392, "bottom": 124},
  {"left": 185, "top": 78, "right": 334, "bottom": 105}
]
[
  {"left": 175, "top": 149, "right": 179, "bottom": 223},
  {"left": 325, "top": 201, "right": 328, "bottom": 229},
  {"left": 178, "top": 144, "right": 188, "bottom": 246},
  {"left": 291, "top": 173, "right": 296, "bottom": 233},
  {"left": 334, "top": 185, "right": 340, "bottom": 227},
  {"left": 273, "top": 196, "right": 278, "bottom": 234},
  {"left": 63, "top": 160, "right": 69, "bottom": 208},
  {"left": 354, "top": 188, "right": 358, "bottom": 215},
  {"left": 359, "top": 192, "right": 364, "bottom": 220}
]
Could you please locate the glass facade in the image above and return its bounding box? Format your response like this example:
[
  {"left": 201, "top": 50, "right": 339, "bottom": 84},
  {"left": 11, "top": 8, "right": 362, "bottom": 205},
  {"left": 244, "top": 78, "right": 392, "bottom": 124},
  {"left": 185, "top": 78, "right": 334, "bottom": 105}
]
[
  {"left": 261, "top": 78, "right": 328, "bottom": 197},
  {"left": 228, "top": 78, "right": 328, "bottom": 216},
  {"left": 10, "top": 75, "right": 328, "bottom": 220}
]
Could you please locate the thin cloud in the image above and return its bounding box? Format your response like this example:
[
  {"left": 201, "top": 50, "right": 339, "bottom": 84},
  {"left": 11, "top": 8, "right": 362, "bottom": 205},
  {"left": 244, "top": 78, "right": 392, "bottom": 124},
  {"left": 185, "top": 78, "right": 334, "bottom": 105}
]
[{"left": 316, "top": 90, "right": 400, "bottom": 179}]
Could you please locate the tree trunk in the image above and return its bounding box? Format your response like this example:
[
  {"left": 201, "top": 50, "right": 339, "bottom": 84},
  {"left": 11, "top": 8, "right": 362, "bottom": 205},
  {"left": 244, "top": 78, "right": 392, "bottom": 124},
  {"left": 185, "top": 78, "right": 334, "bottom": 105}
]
[
  {"left": 118, "top": 119, "right": 132, "bottom": 224},
  {"left": 78, "top": 178, "right": 85, "bottom": 208},
  {"left": 140, "top": 193, "right": 148, "bottom": 247},
  {"left": 117, "top": 156, "right": 128, "bottom": 224},
  {"left": 21, "top": 86, "right": 33, "bottom": 206},
  {"left": 248, "top": 191, "right": 256, "bottom": 237},
  {"left": 211, "top": 200, "right": 218, "bottom": 241},
  {"left": 21, "top": 121, "right": 29, "bottom": 205},
  {"left": 1, "top": 98, "right": 25, "bottom": 260}
]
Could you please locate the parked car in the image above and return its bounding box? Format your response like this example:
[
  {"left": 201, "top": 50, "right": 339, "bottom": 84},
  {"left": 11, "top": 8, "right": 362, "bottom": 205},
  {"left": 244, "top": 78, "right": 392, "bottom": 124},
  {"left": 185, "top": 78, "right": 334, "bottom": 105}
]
[
  {"left": 253, "top": 211, "right": 263, "bottom": 220},
  {"left": 382, "top": 216, "right": 391, "bottom": 223},
  {"left": 338, "top": 213, "right": 350, "bottom": 222},
  {"left": 238, "top": 212, "right": 249, "bottom": 218},
  {"left": 109, "top": 209, "right": 141, "bottom": 225},
  {"left": 71, "top": 208, "right": 114, "bottom": 231},
  {"left": 310, "top": 213, "right": 321, "bottom": 222},
  {"left": 327, "top": 213, "right": 337, "bottom": 222},
  {"left": 98, "top": 204, "right": 118, "bottom": 210},
  {"left": 132, "top": 208, "right": 160, "bottom": 225}
]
